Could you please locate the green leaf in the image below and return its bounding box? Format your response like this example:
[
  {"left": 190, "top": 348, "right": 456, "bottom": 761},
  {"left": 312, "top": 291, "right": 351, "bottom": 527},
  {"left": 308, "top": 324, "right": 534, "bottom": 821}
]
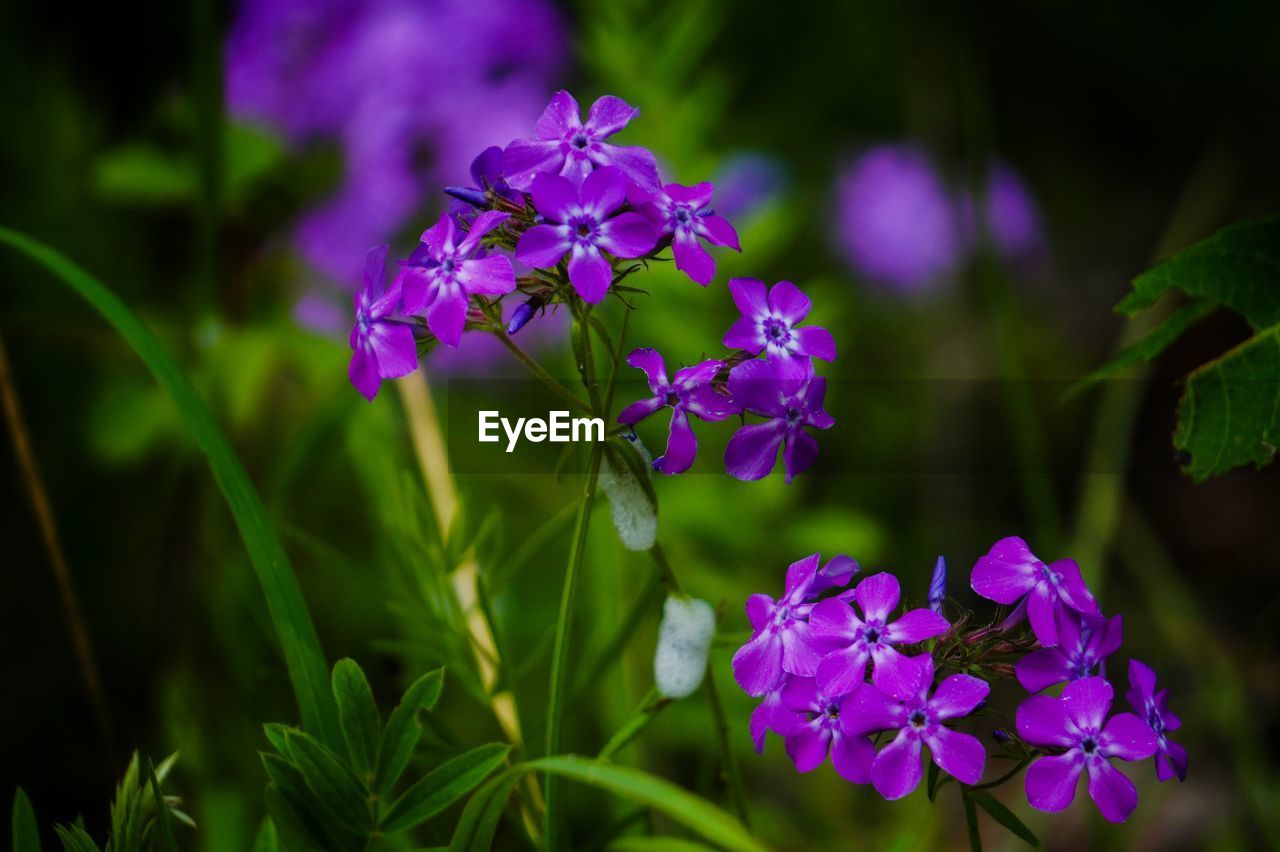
[
  {"left": 969, "top": 790, "right": 1039, "bottom": 848},
  {"left": 264, "top": 723, "right": 296, "bottom": 758},
  {"left": 375, "top": 669, "right": 445, "bottom": 793},
  {"left": 380, "top": 744, "right": 511, "bottom": 833},
  {"left": 1118, "top": 215, "right": 1280, "bottom": 328},
  {"left": 926, "top": 760, "right": 941, "bottom": 802},
  {"left": 446, "top": 770, "right": 522, "bottom": 852},
  {"left": 283, "top": 731, "right": 373, "bottom": 835},
  {"left": 263, "top": 785, "right": 326, "bottom": 852},
  {"left": 12, "top": 788, "right": 41, "bottom": 852},
  {"left": 331, "top": 659, "right": 381, "bottom": 782},
  {"left": 52, "top": 825, "right": 100, "bottom": 852},
  {"left": 145, "top": 757, "right": 180, "bottom": 852},
  {"left": 607, "top": 839, "right": 717, "bottom": 852},
  {"left": 252, "top": 818, "right": 279, "bottom": 852},
  {"left": 1174, "top": 326, "right": 1280, "bottom": 479},
  {"left": 1066, "top": 298, "right": 1214, "bottom": 397},
  {"left": 0, "top": 227, "right": 342, "bottom": 750}
]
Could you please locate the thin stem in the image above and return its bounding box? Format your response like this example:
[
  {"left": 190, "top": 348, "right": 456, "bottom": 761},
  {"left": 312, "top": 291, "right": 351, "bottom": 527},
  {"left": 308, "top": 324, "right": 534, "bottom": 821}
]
[
  {"left": 648, "top": 542, "right": 683, "bottom": 594},
  {"left": 705, "top": 661, "right": 751, "bottom": 829},
  {"left": 961, "top": 787, "right": 984, "bottom": 852},
  {"left": 543, "top": 441, "right": 605, "bottom": 850},
  {"left": 597, "top": 687, "right": 669, "bottom": 761},
  {"left": 573, "top": 302, "right": 603, "bottom": 414},
  {"left": 493, "top": 326, "right": 592, "bottom": 415},
  {"left": 570, "top": 570, "right": 663, "bottom": 703},
  {"left": 0, "top": 328, "right": 115, "bottom": 760},
  {"left": 600, "top": 306, "right": 632, "bottom": 420},
  {"left": 973, "top": 758, "right": 1030, "bottom": 790}
]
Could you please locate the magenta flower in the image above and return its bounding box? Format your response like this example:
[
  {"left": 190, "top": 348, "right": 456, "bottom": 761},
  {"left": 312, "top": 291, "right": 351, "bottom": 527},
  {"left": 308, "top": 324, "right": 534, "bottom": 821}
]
[
  {"left": 1017, "top": 677, "right": 1158, "bottom": 823},
  {"left": 774, "top": 676, "right": 875, "bottom": 783},
  {"left": 349, "top": 246, "right": 418, "bottom": 401},
  {"left": 503, "top": 90, "right": 660, "bottom": 191},
  {"left": 398, "top": 210, "right": 516, "bottom": 347},
  {"left": 750, "top": 682, "right": 787, "bottom": 754},
  {"left": 631, "top": 182, "right": 740, "bottom": 285},
  {"left": 731, "top": 553, "right": 859, "bottom": 697},
  {"left": 842, "top": 656, "right": 989, "bottom": 799},
  {"left": 444, "top": 145, "right": 524, "bottom": 210},
  {"left": 616, "top": 349, "right": 737, "bottom": 475},
  {"left": 724, "top": 359, "right": 834, "bottom": 483},
  {"left": 722, "top": 279, "right": 837, "bottom": 377},
  {"left": 808, "top": 573, "right": 949, "bottom": 699},
  {"left": 1016, "top": 608, "right": 1123, "bottom": 693},
  {"left": 1126, "top": 659, "right": 1187, "bottom": 782},
  {"left": 969, "top": 536, "right": 1100, "bottom": 647},
  {"left": 515, "top": 167, "right": 657, "bottom": 303}
]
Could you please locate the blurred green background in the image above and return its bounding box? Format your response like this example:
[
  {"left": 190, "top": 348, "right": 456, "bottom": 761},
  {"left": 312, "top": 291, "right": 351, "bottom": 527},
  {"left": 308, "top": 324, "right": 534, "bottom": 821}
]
[{"left": 2, "top": 0, "right": 1279, "bottom": 849}]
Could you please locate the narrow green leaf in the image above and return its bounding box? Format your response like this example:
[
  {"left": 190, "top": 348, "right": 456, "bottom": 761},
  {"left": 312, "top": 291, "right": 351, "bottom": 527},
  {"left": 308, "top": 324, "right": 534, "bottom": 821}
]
[
  {"left": 264, "top": 723, "right": 296, "bottom": 758},
  {"left": 380, "top": 744, "right": 511, "bottom": 833},
  {"left": 1065, "top": 298, "right": 1214, "bottom": 397},
  {"left": 252, "top": 817, "right": 279, "bottom": 852},
  {"left": 607, "top": 839, "right": 717, "bottom": 852},
  {"left": 0, "top": 227, "right": 342, "bottom": 749},
  {"left": 486, "top": 501, "right": 575, "bottom": 594},
  {"left": 332, "top": 659, "right": 381, "bottom": 781},
  {"left": 52, "top": 825, "right": 100, "bottom": 852},
  {"left": 588, "top": 315, "right": 617, "bottom": 364},
  {"left": 283, "top": 731, "right": 373, "bottom": 835},
  {"left": 529, "top": 757, "right": 764, "bottom": 852},
  {"left": 376, "top": 669, "right": 445, "bottom": 793},
  {"left": 446, "top": 770, "right": 522, "bottom": 852},
  {"left": 263, "top": 785, "right": 326, "bottom": 852},
  {"left": 969, "top": 790, "right": 1039, "bottom": 848},
  {"left": 11, "top": 788, "right": 41, "bottom": 852},
  {"left": 1174, "top": 325, "right": 1280, "bottom": 479},
  {"left": 145, "top": 757, "right": 180, "bottom": 852},
  {"left": 926, "top": 760, "right": 941, "bottom": 802}
]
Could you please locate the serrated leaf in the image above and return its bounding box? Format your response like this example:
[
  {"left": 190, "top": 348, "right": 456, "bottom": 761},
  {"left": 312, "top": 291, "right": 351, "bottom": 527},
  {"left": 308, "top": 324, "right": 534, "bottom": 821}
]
[
  {"left": 12, "top": 788, "right": 41, "bottom": 852},
  {"left": 1174, "top": 325, "right": 1280, "bottom": 479},
  {"left": 283, "top": 731, "right": 373, "bottom": 835},
  {"left": 375, "top": 669, "right": 445, "bottom": 793},
  {"left": 380, "top": 743, "right": 511, "bottom": 833},
  {"left": 969, "top": 790, "right": 1039, "bottom": 848},
  {"left": 332, "top": 659, "right": 381, "bottom": 782},
  {"left": 1118, "top": 214, "right": 1280, "bottom": 329}
]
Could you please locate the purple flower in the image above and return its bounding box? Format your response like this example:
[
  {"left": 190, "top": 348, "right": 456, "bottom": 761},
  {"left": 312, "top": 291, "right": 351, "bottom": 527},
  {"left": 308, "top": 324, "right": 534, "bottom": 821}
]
[
  {"left": 1015, "top": 608, "right": 1123, "bottom": 693},
  {"left": 969, "top": 536, "right": 1100, "bottom": 647},
  {"left": 399, "top": 210, "right": 516, "bottom": 347},
  {"left": 444, "top": 145, "right": 524, "bottom": 210},
  {"left": 503, "top": 90, "right": 660, "bottom": 191},
  {"left": 349, "top": 246, "right": 418, "bottom": 400},
  {"left": 515, "top": 167, "right": 657, "bottom": 303},
  {"left": 722, "top": 279, "right": 837, "bottom": 377},
  {"left": 808, "top": 572, "right": 950, "bottom": 699},
  {"left": 928, "top": 556, "right": 947, "bottom": 615},
  {"left": 731, "top": 553, "right": 859, "bottom": 697},
  {"left": 960, "top": 160, "right": 1046, "bottom": 264},
  {"left": 750, "top": 682, "right": 787, "bottom": 754},
  {"left": 834, "top": 144, "right": 966, "bottom": 294},
  {"left": 631, "top": 182, "right": 740, "bottom": 285},
  {"left": 1127, "top": 659, "right": 1187, "bottom": 783},
  {"left": 616, "top": 349, "right": 737, "bottom": 475},
  {"left": 1018, "top": 677, "right": 1158, "bottom": 823},
  {"left": 714, "top": 152, "right": 787, "bottom": 219},
  {"left": 723, "top": 359, "right": 834, "bottom": 483},
  {"left": 842, "top": 656, "right": 989, "bottom": 799},
  {"left": 774, "top": 676, "right": 875, "bottom": 783}
]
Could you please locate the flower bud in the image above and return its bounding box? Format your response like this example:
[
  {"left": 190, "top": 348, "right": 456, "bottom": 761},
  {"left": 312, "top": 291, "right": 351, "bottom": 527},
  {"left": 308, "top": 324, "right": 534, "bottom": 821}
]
[
  {"left": 992, "top": 728, "right": 1011, "bottom": 744},
  {"left": 654, "top": 595, "right": 716, "bottom": 699},
  {"left": 928, "top": 555, "right": 946, "bottom": 614},
  {"left": 507, "top": 300, "right": 538, "bottom": 335},
  {"left": 444, "top": 185, "right": 490, "bottom": 208}
]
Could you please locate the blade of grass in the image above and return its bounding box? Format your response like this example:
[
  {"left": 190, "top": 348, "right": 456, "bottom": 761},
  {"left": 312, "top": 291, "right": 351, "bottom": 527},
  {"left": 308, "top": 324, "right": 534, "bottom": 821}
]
[{"left": 0, "top": 227, "right": 341, "bottom": 749}]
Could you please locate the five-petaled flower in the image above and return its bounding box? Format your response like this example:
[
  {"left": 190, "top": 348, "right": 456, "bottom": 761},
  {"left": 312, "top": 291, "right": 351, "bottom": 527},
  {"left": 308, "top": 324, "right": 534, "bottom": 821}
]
[
  {"left": 349, "top": 245, "right": 417, "bottom": 401},
  {"left": 723, "top": 279, "right": 837, "bottom": 377},
  {"left": 1017, "top": 677, "right": 1157, "bottom": 823},
  {"left": 842, "top": 656, "right": 989, "bottom": 799},
  {"left": 724, "top": 358, "right": 835, "bottom": 483},
  {"left": 631, "top": 182, "right": 740, "bottom": 285},
  {"left": 503, "top": 90, "right": 660, "bottom": 191},
  {"left": 970, "top": 536, "right": 1100, "bottom": 646},
  {"left": 516, "top": 167, "right": 657, "bottom": 303},
  {"left": 399, "top": 211, "right": 517, "bottom": 347},
  {"left": 1016, "top": 608, "right": 1123, "bottom": 693},
  {"left": 808, "top": 572, "right": 950, "bottom": 699},
  {"left": 1127, "top": 659, "right": 1187, "bottom": 782},
  {"left": 617, "top": 349, "right": 737, "bottom": 475},
  {"left": 731, "top": 553, "right": 859, "bottom": 696},
  {"left": 774, "top": 675, "right": 875, "bottom": 783}
]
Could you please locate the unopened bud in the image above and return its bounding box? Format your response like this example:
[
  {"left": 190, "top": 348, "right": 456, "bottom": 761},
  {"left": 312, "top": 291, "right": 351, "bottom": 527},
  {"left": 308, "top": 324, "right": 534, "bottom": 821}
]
[
  {"left": 507, "top": 300, "right": 538, "bottom": 335},
  {"left": 444, "top": 186, "right": 490, "bottom": 208}
]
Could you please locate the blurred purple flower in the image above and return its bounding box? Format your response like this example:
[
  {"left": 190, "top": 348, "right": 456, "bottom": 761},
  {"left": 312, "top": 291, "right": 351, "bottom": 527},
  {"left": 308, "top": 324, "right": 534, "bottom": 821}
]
[
  {"left": 973, "top": 160, "right": 1045, "bottom": 262},
  {"left": 631, "top": 181, "right": 740, "bottom": 286},
  {"left": 714, "top": 152, "right": 787, "bottom": 219},
  {"left": 722, "top": 278, "right": 836, "bottom": 378},
  {"left": 1015, "top": 609, "right": 1123, "bottom": 693},
  {"left": 616, "top": 349, "right": 737, "bottom": 475},
  {"left": 842, "top": 656, "right": 989, "bottom": 799},
  {"left": 1126, "top": 659, "right": 1187, "bottom": 782},
  {"left": 1018, "top": 677, "right": 1157, "bottom": 823},
  {"left": 724, "top": 359, "right": 834, "bottom": 483},
  {"left": 348, "top": 245, "right": 417, "bottom": 400},
  {"left": 516, "top": 167, "right": 657, "bottom": 303}
]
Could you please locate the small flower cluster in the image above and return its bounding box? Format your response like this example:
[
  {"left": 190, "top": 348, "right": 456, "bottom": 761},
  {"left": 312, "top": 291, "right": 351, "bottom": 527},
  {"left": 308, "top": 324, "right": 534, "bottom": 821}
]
[
  {"left": 617, "top": 277, "right": 837, "bottom": 481},
  {"left": 348, "top": 89, "right": 744, "bottom": 400},
  {"left": 734, "top": 537, "right": 1186, "bottom": 829}
]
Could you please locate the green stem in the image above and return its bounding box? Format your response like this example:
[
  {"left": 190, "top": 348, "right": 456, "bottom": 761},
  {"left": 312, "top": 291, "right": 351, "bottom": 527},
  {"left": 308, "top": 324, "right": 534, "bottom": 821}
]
[
  {"left": 598, "top": 687, "right": 669, "bottom": 761},
  {"left": 972, "top": 758, "right": 1030, "bottom": 790},
  {"left": 704, "top": 661, "right": 751, "bottom": 829},
  {"left": 649, "top": 541, "right": 683, "bottom": 594},
  {"left": 962, "top": 787, "right": 984, "bottom": 852},
  {"left": 543, "top": 440, "right": 604, "bottom": 849},
  {"left": 493, "top": 326, "right": 592, "bottom": 415}
]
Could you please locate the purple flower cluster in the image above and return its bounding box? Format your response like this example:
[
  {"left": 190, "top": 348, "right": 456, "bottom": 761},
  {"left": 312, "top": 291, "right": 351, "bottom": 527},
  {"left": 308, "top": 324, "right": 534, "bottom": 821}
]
[
  {"left": 734, "top": 537, "right": 1187, "bottom": 826},
  {"left": 344, "top": 90, "right": 749, "bottom": 400},
  {"left": 617, "top": 278, "right": 837, "bottom": 480}
]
